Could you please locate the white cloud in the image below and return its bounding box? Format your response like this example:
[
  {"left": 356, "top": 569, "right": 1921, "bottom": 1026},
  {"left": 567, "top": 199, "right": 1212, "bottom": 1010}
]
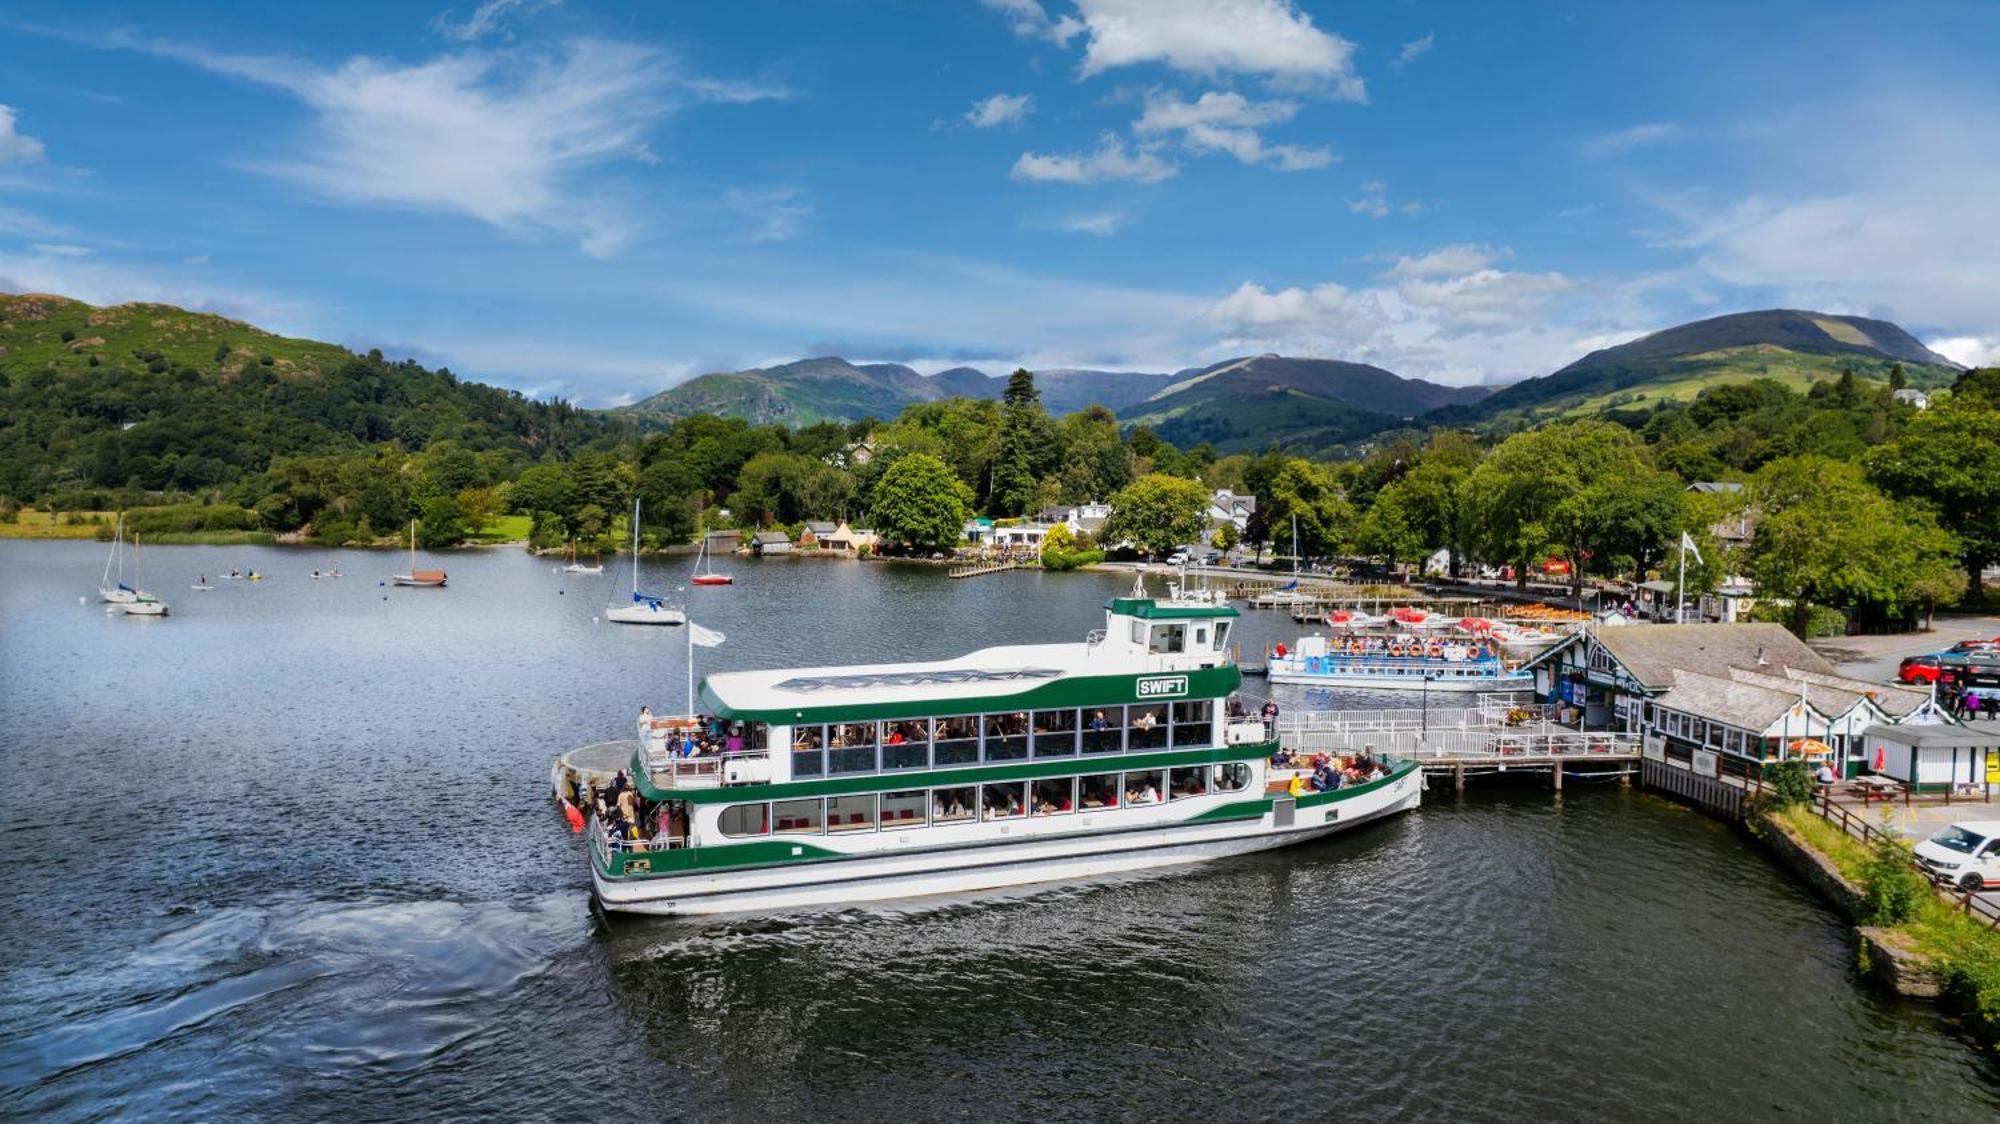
[
  {"left": 1348, "top": 179, "right": 1420, "bottom": 218},
  {"left": 1026, "top": 209, "right": 1132, "bottom": 235},
  {"left": 431, "top": 0, "right": 561, "bottom": 43},
  {"left": 1133, "top": 90, "right": 1331, "bottom": 170},
  {"left": 984, "top": 0, "right": 1085, "bottom": 46},
  {"left": 1066, "top": 0, "right": 1365, "bottom": 99},
  {"left": 966, "top": 93, "right": 1035, "bottom": 129},
  {"left": 1582, "top": 122, "right": 1686, "bottom": 156},
  {"left": 29, "top": 242, "right": 92, "bottom": 256},
  {"left": 1387, "top": 243, "right": 1502, "bottom": 279},
  {"left": 0, "top": 105, "right": 48, "bottom": 165},
  {"left": 1012, "top": 135, "right": 1178, "bottom": 184},
  {"left": 1394, "top": 33, "right": 1434, "bottom": 69},
  {"left": 1928, "top": 337, "right": 2000, "bottom": 369},
  {"left": 723, "top": 187, "right": 813, "bottom": 243}
]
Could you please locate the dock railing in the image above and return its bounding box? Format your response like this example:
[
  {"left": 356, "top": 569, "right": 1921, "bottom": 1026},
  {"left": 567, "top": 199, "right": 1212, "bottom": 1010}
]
[{"left": 642, "top": 748, "right": 772, "bottom": 788}]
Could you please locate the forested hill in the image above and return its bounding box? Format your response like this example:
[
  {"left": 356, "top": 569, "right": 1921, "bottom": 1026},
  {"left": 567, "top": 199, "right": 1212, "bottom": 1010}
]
[{"left": 0, "top": 292, "right": 611, "bottom": 501}]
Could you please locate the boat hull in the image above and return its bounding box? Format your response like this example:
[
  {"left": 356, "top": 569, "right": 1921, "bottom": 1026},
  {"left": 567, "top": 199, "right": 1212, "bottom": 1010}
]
[
  {"left": 593, "top": 770, "right": 1422, "bottom": 916},
  {"left": 100, "top": 588, "right": 138, "bottom": 604},
  {"left": 690, "top": 575, "right": 733, "bottom": 586},
  {"left": 119, "top": 601, "right": 169, "bottom": 616},
  {"left": 392, "top": 575, "right": 447, "bottom": 587},
  {"left": 605, "top": 604, "right": 686, "bottom": 625},
  {"left": 1266, "top": 663, "right": 1531, "bottom": 691}
]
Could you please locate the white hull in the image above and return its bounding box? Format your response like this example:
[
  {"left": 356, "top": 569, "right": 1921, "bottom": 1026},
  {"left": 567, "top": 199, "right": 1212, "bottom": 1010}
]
[
  {"left": 594, "top": 772, "right": 1421, "bottom": 916},
  {"left": 606, "top": 604, "right": 686, "bottom": 625},
  {"left": 391, "top": 575, "right": 446, "bottom": 587},
  {"left": 564, "top": 565, "right": 604, "bottom": 575},
  {"left": 99, "top": 588, "right": 139, "bottom": 604},
  {"left": 119, "top": 601, "right": 169, "bottom": 616},
  {"left": 1266, "top": 664, "right": 1530, "bottom": 691}
]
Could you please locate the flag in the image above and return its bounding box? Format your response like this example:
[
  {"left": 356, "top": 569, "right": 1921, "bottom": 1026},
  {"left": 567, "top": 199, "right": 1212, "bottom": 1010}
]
[
  {"left": 1680, "top": 531, "right": 1703, "bottom": 566},
  {"left": 689, "top": 621, "right": 726, "bottom": 648}
]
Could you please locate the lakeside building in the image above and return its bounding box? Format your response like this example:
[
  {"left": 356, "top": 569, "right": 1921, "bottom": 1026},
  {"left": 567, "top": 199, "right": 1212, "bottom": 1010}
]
[
  {"left": 1859, "top": 721, "right": 2000, "bottom": 792},
  {"left": 751, "top": 531, "right": 792, "bottom": 556},
  {"left": 1646, "top": 665, "right": 1937, "bottom": 775},
  {"left": 1208, "top": 490, "right": 1256, "bottom": 533},
  {"left": 799, "top": 521, "right": 839, "bottom": 549},
  {"left": 1039, "top": 501, "right": 1113, "bottom": 539},
  {"left": 1525, "top": 622, "right": 1830, "bottom": 730},
  {"left": 821, "top": 521, "right": 877, "bottom": 553}
]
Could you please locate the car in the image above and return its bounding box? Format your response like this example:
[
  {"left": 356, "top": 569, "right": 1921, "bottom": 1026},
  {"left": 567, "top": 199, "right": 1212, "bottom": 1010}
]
[
  {"left": 1165, "top": 551, "right": 1188, "bottom": 566},
  {"left": 1200, "top": 552, "right": 1221, "bottom": 565},
  {"left": 1915, "top": 820, "right": 2000, "bottom": 893},
  {"left": 1899, "top": 654, "right": 1945, "bottom": 684}
]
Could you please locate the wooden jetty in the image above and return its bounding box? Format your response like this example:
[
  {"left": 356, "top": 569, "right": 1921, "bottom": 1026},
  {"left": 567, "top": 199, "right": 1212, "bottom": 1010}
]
[
  {"left": 1276, "top": 697, "right": 1641, "bottom": 792},
  {"left": 949, "top": 558, "right": 1023, "bottom": 579}
]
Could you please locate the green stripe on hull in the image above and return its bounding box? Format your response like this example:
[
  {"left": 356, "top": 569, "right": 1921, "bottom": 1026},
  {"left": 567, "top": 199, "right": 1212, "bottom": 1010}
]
[
  {"left": 699, "top": 665, "right": 1242, "bottom": 725},
  {"left": 1184, "top": 761, "right": 1422, "bottom": 823},
  {"left": 637, "top": 739, "right": 1277, "bottom": 803}
]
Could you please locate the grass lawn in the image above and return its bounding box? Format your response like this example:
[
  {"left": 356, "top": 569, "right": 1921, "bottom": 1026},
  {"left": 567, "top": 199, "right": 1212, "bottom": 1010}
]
[
  {"left": 467, "top": 514, "right": 532, "bottom": 544},
  {"left": 0, "top": 510, "right": 114, "bottom": 539}
]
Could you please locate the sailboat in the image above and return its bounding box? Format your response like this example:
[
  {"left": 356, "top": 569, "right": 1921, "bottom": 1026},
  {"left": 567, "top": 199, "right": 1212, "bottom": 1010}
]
[
  {"left": 690, "top": 532, "right": 734, "bottom": 586},
  {"left": 98, "top": 514, "right": 144, "bottom": 603},
  {"left": 606, "top": 499, "right": 685, "bottom": 626},
  {"left": 119, "top": 532, "right": 169, "bottom": 616},
  {"left": 562, "top": 541, "right": 604, "bottom": 575},
  {"left": 391, "top": 520, "right": 448, "bottom": 587}
]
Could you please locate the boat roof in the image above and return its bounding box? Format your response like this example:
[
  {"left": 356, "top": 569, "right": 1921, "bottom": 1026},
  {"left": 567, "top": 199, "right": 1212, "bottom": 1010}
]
[{"left": 705, "top": 642, "right": 1093, "bottom": 716}]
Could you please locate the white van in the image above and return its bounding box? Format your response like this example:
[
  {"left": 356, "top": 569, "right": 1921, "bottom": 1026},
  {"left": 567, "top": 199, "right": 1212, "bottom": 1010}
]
[{"left": 1914, "top": 820, "right": 2000, "bottom": 892}]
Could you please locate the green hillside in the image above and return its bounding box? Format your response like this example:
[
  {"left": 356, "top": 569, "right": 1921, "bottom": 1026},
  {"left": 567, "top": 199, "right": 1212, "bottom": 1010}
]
[
  {"left": 1122, "top": 354, "right": 1490, "bottom": 454},
  {"left": 0, "top": 292, "right": 610, "bottom": 503}
]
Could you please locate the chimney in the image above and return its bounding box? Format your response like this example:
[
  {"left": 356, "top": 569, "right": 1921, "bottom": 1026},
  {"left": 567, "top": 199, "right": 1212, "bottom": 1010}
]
[{"left": 1755, "top": 645, "right": 1768, "bottom": 667}]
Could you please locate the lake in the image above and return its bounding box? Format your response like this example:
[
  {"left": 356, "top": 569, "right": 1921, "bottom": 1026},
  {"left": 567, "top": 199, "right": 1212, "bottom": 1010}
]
[{"left": 1, "top": 539, "right": 1995, "bottom": 1120}]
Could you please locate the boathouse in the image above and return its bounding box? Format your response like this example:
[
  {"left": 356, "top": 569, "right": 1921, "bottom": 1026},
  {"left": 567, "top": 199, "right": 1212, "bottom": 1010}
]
[
  {"left": 1859, "top": 721, "right": 2000, "bottom": 792},
  {"left": 1525, "top": 622, "right": 1831, "bottom": 730},
  {"left": 751, "top": 531, "right": 793, "bottom": 556}
]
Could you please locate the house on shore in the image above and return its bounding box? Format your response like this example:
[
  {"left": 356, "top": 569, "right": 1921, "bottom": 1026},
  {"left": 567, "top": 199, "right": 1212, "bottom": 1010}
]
[
  {"left": 798, "top": 521, "right": 839, "bottom": 550},
  {"left": 821, "top": 521, "right": 877, "bottom": 553},
  {"left": 1525, "top": 622, "right": 1830, "bottom": 731},
  {"left": 750, "top": 531, "right": 793, "bottom": 556},
  {"left": 1859, "top": 721, "right": 2000, "bottom": 792}
]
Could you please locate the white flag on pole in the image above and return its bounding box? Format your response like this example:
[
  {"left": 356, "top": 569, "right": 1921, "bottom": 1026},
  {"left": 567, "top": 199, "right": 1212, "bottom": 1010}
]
[
  {"left": 1680, "top": 531, "right": 1703, "bottom": 566},
  {"left": 689, "top": 621, "right": 726, "bottom": 648}
]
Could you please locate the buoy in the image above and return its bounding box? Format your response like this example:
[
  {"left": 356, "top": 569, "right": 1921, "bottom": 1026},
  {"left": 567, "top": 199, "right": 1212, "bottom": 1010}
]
[{"left": 562, "top": 800, "right": 585, "bottom": 833}]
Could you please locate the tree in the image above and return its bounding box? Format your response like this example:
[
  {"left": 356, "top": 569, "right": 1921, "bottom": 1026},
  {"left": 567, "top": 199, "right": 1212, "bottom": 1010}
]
[
  {"left": 455, "top": 485, "right": 504, "bottom": 538},
  {"left": 1467, "top": 421, "right": 1677, "bottom": 595},
  {"left": 1746, "top": 455, "right": 1964, "bottom": 635},
  {"left": 1211, "top": 522, "right": 1240, "bottom": 554},
  {"left": 1866, "top": 393, "right": 2000, "bottom": 603},
  {"left": 872, "top": 453, "right": 970, "bottom": 552},
  {"left": 1039, "top": 521, "right": 1102, "bottom": 571},
  {"left": 1260, "top": 459, "right": 1354, "bottom": 561},
  {"left": 989, "top": 369, "right": 1049, "bottom": 517},
  {"left": 1355, "top": 481, "right": 1426, "bottom": 573},
  {"left": 1101, "top": 473, "right": 1210, "bottom": 558}
]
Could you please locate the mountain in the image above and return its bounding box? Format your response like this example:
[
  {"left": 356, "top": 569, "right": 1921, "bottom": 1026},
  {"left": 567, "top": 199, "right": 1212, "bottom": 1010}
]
[
  {"left": 620, "top": 357, "right": 1171, "bottom": 425},
  {"left": 1119, "top": 354, "right": 1494, "bottom": 453},
  {"left": 1433, "top": 309, "right": 1961, "bottom": 423},
  {"left": 0, "top": 292, "right": 608, "bottom": 500}
]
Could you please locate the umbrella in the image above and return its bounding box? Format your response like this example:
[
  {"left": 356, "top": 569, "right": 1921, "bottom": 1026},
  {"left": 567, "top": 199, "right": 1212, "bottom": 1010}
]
[
  {"left": 1788, "top": 738, "right": 1833, "bottom": 758},
  {"left": 1872, "top": 744, "right": 1886, "bottom": 772}
]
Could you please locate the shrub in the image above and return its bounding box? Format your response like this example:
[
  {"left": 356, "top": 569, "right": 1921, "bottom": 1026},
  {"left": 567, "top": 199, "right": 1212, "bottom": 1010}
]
[
  {"left": 1765, "top": 760, "right": 1815, "bottom": 808},
  {"left": 1752, "top": 601, "right": 1848, "bottom": 638},
  {"left": 123, "top": 504, "right": 263, "bottom": 534},
  {"left": 1860, "top": 834, "right": 1927, "bottom": 925},
  {"left": 60, "top": 329, "right": 75, "bottom": 343},
  {"left": 257, "top": 353, "right": 275, "bottom": 366},
  {"left": 1041, "top": 548, "right": 1105, "bottom": 572}
]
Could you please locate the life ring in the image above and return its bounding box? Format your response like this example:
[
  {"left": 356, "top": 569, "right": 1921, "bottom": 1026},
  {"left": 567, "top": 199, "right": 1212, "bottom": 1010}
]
[{"left": 1308, "top": 656, "right": 1323, "bottom": 673}]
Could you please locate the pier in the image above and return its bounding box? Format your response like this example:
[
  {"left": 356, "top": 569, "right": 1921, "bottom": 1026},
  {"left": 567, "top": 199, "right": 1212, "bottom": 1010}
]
[
  {"left": 948, "top": 558, "right": 1024, "bottom": 579},
  {"left": 1276, "top": 693, "right": 1642, "bottom": 791}
]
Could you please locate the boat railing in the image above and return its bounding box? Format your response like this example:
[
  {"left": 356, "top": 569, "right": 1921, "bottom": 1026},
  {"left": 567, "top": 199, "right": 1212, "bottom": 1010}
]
[
  {"left": 1086, "top": 628, "right": 1106, "bottom": 648},
  {"left": 642, "top": 747, "right": 773, "bottom": 788}
]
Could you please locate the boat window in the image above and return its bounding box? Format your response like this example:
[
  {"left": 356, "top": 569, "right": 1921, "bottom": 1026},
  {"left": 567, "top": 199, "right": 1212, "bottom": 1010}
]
[
  {"left": 1214, "top": 622, "right": 1232, "bottom": 651},
  {"left": 1148, "top": 623, "right": 1187, "bottom": 654},
  {"left": 985, "top": 712, "right": 1029, "bottom": 761},
  {"left": 1081, "top": 707, "right": 1124, "bottom": 754},
  {"left": 1123, "top": 769, "right": 1165, "bottom": 805},
  {"left": 746, "top": 722, "right": 770, "bottom": 751},
  {"left": 934, "top": 716, "right": 980, "bottom": 768},
  {"left": 1032, "top": 777, "right": 1075, "bottom": 815},
  {"left": 773, "top": 798, "right": 823, "bottom": 835},
  {"left": 828, "top": 722, "right": 877, "bottom": 775},
  {"left": 1169, "top": 766, "right": 1210, "bottom": 800},
  {"left": 1127, "top": 704, "right": 1168, "bottom": 750},
  {"left": 1212, "top": 762, "right": 1252, "bottom": 793},
  {"left": 1032, "top": 709, "right": 1078, "bottom": 757},
  {"left": 720, "top": 803, "right": 770, "bottom": 837},
  {"left": 881, "top": 719, "right": 931, "bottom": 770},
  {"left": 1171, "top": 700, "right": 1213, "bottom": 748},
  {"left": 933, "top": 785, "right": 976, "bottom": 823},
  {"left": 792, "top": 725, "right": 825, "bottom": 779},
  {"left": 981, "top": 782, "right": 1027, "bottom": 820},
  {"left": 880, "top": 790, "right": 927, "bottom": 827},
  {"left": 827, "top": 794, "right": 877, "bottom": 832},
  {"left": 1130, "top": 619, "right": 1146, "bottom": 645},
  {"left": 1079, "top": 773, "right": 1121, "bottom": 809}
]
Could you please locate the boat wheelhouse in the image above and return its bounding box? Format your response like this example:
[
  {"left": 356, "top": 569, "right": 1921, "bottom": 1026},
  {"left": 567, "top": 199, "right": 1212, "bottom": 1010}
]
[
  {"left": 579, "top": 594, "right": 1423, "bottom": 915},
  {"left": 1266, "top": 634, "right": 1532, "bottom": 691}
]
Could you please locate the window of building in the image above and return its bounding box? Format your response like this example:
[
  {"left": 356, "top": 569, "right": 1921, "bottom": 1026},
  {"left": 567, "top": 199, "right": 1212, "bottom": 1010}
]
[
  {"left": 1032, "top": 777, "right": 1075, "bottom": 815},
  {"left": 1128, "top": 704, "right": 1168, "bottom": 750},
  {"left": 1081, "top": 707, "right": 1124, "bottom": 754},
  {"left": 720, "top": 803, "right": 770, "bottom": 837},
  {"left": 826, "top": 794, "right": 876, "bottom": 832},
  {"left": 933, "top": 785, "right": 976, "bottom": 823},
  {"left": 1212, "top": 762, "right": 1252, "bottom": 792},
  {"left": 1079, "top": 773, "right": 1121, "bottom": 809},
  {"left": 773, "top": 798, "right": 823, "bottom": 834},
  {"left": 880, "top": 790, "right": 927, "bottom": 827},
  {"left": 1171, "top": 700, "right": 1212, "bottom": 748},
  {"left": 1148, "top": 623, "right": 1187, "bottom": 654},
  {"left": 1124, "top": 769, "right": 1165, "bottom": 805},
  {"left": 881, "top": 719, "right": 930, "bottom": 771},
  {"left": 1169, "top": 766, "right": 1211, "bottom": 800},
  {"left": 934, "top": 716, "right": 980, "bottom": 768},
  {"left": 1033, "top": 709, "right": 1078, "bottom": 757},
  {"left": 792, "top": 725, "right": 825, "bottom": 778},
  {"left": 986, "top": 712, "right": 1029, "bottom": 761},
  {"left": 982, "top": 782, "right": 1027, "bottom": 820}
]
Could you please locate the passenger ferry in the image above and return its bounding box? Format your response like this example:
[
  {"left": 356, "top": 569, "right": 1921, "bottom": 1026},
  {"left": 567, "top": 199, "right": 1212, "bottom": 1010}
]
[
  {"left": 577, "top": 592, "right": 1423, "bottom": 915},
  {"left": 1265, "top": 633, "right": 1533, "bottom": 691}
]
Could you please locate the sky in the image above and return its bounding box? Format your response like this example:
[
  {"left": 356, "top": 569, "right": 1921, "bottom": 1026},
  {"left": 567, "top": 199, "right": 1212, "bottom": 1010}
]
[{"left": 3, "top": 0, "right": 1999, "bottom": 406}]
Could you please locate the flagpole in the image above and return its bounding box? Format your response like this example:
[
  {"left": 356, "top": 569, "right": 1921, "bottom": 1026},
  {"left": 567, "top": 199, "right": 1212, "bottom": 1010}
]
[
  {"left": 687, "top": 621, "right": 695, "bottom": 715},
  {"left": 1676, "top": 535, "right": 1686, "bottom": 624}
]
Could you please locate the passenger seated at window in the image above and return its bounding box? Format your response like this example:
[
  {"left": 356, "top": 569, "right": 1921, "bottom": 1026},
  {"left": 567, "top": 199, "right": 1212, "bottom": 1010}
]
[{"left": 1087, "top": 710, "right": 1111, "bottom": 731}]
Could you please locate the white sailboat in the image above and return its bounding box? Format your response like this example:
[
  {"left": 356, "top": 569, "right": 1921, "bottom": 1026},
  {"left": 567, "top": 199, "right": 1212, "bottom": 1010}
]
[
  {"left": 118, "top": 532, "right": 169, "bottom": 616},
  {"left": 98, "top": 514, "right": 143, "bottom": 603},
  {"left": 606, "top": 498, "right": 685, "bottom": 626},
  {"left": 563, "top": 541, "right": 604, "bottom": 575},
  {"left": 392, "top": 520, "right": 448, "bottom": 587}
]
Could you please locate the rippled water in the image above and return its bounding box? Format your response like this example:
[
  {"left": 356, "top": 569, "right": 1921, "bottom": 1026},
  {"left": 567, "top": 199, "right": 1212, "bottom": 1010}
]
[{"left": 2, "top": 540, "right": 1995, "bottom": 1120}]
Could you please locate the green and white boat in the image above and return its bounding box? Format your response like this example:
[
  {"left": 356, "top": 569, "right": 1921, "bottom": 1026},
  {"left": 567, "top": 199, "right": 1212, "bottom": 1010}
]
[{"left": 581, "top": 593, "right": 1423, "bottom": 915}]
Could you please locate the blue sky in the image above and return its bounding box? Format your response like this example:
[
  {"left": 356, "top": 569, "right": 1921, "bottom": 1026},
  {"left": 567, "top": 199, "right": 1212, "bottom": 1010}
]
[{"left": 3, "top": 0, "right": 1998, "bottom": 405}]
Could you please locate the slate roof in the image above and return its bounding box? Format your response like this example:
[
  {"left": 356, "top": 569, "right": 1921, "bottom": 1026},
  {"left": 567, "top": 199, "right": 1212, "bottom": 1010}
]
[
  {"left": 1862, "top": 721, "right": 2000, "bottom": 749},
  {"left": 1780, "top": 667, "right": 1930, "bottom": 717},
  {"left": 1654, "top": 669, "right": 1818, "bottom": 731},
  {"left": 1590, "top": 622, "right": 1832, "bottom": 691},
  {"left": 1727, "top": 667, "right": 1884, "bottom": 720}
]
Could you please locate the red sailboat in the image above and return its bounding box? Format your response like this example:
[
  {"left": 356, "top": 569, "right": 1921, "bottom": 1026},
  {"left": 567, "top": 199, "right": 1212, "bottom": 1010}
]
[{"left": 690, "top": 533, "right": 734, "bottom": 586}]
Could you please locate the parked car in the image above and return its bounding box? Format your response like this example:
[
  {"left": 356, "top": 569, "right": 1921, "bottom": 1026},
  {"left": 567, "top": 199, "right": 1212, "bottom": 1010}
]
[
  {"left": 1200, "top": 552, "right": 1221, "bottom": 565},
  {"left": 1915, "top": 820, "right": 2000, "bottom": 892},
  {"left": 1898, "top": 654, "right": 1945, "bottom": 684},
  {"left": 1165, "top": 551, "right": 1189, "bottom": 566}
]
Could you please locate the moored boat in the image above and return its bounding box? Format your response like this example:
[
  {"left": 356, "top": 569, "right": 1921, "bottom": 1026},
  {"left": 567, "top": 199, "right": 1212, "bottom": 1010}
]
[
  {"left": 116, "top": 533, "right": 169, "bottom": 616},
  {"left": 689, "top": 533, "right": 733, "bottom": 586},
  {"left": 606, "top": 499, "right": 685, "bottom": 625},
  {"left": 576, "top": 591, "right": 1422, "bottom": 916},
  {"left": 97, "top": 515, "right": 150, "bottom": 604},
  {"left": 1265, "top": 633, "right": 1531, "bottom": 691},
  {"left": 392, "top": 520, "right": 447, "bottom": 587}
]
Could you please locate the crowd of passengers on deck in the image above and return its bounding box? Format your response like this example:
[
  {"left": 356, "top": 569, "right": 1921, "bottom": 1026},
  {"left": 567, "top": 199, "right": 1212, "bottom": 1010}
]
[
  {"left": 1270, "top": 746, "right": 1390, "bottom": 795},
  {"left": 1320, "top": 635, "right": 1497, "bottom": 662},
  {"left": 640, "top": 707, "right": 756, "bottom": 759},
  {"left": 579, "top": 768, "right": 685, "bottom": 852}
]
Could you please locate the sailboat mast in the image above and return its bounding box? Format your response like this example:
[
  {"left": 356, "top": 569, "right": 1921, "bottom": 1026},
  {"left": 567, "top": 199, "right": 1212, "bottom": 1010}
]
[
  {"left": 103, "top": 514, "right": 119, "bottom": 586},
  {"left": 631, "top": 498, "right": 641, "bottom": 595}
]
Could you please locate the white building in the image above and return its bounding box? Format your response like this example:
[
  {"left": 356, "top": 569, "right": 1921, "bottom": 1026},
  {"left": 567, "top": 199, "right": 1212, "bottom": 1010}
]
[{"left": 1208, "top": 490, "right": 1256, "bottom": 532}]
